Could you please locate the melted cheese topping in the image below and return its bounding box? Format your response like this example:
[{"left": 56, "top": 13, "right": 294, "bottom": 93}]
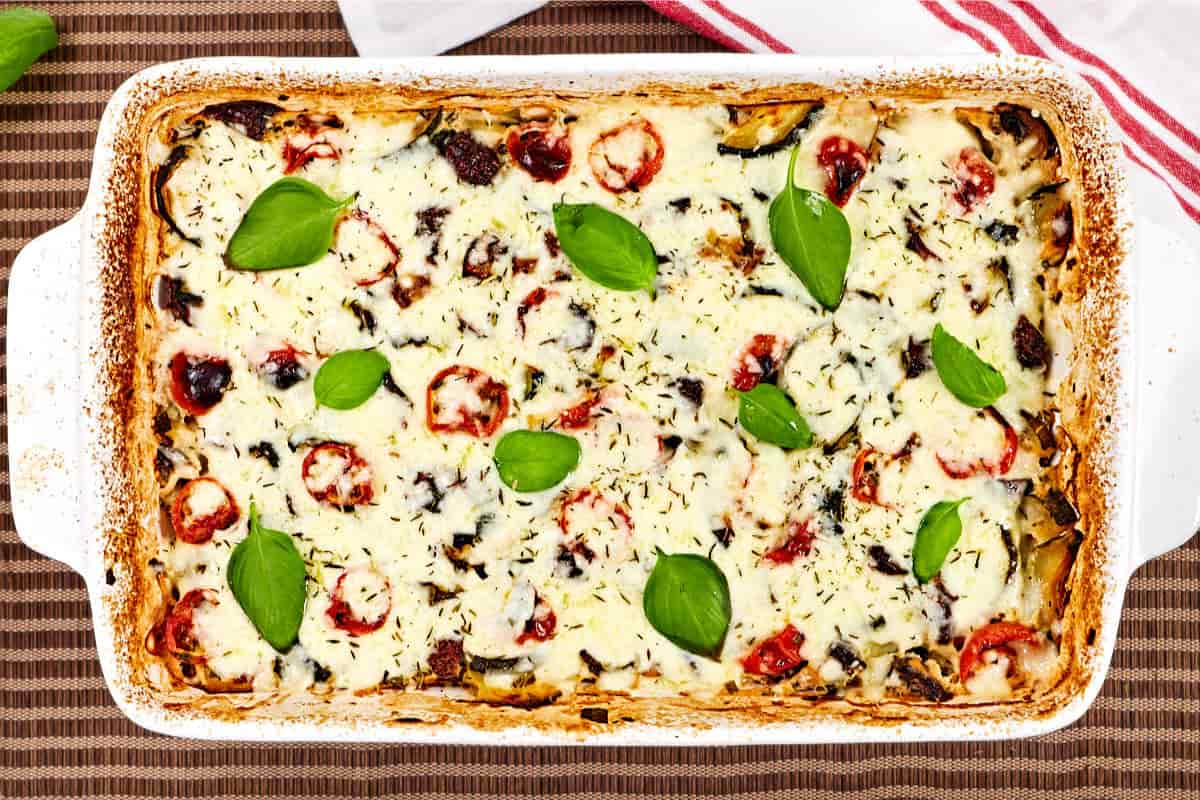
[{"left": 149, "top": 98, "right": 1068, "bottom": 703}]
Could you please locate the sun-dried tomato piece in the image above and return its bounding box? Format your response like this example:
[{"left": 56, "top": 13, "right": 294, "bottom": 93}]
[
  {"left": 730, "top": 334, "right": 790, "bottom": 391},
  {"left": 326, "top": 568, "right": 392, "bottom": 636},
  {"left": 462, "top": 232, "right": 506, "bottom": 280},
  {"left": 425, "top": 365, "right": 509, "bottom": 438},
  {"left": 301, "top": 443, "right": 374, "bottom": 509},
  {"left": 958, "top": 621, "right": 1039, "bottom": 683},
  {"left": 200, "top": 101, "right": 282, "bottom": 140},
  {"left": 255, "top": 343, "right": 309, "bottom": 391},
  {"left": 588, "top": 118, "right": 664, "bottom": 193},
  {"left": 763, "top": 518, "right": 816, "bottom": 564},
  {"left": 169, "top": 477, "right": 239, "bottom": 545},
  {"left": 1013, "top": 315, "right": 1049, "bottom": 369},
  {"left": 507, "top": 122, "right": 572, "bottom": 183},
  {"left": 393, "top": 273, "right": 432, "bottom": 309},
  {"left": 437, "top": 130, "right": 500, "bottom": 186},
  {"left": 156, "top": 275, "right": 203, "bottom": 325},
  {"left": 742, "top": 624, "right": 806, "bottom": 677},
  {"left": 428, "top": 638, "right": 464, "bottom": 682},
  {"left": 516, "top": 594, "right": 558, "bottom": 645},
  {"left": 168, "top": 352, "right": 231, "bottom": 416},
  {"left": 817, "top": 136, "right": 869, "bottom": 207},
  {"left": 947, "top": 147, "right": 996, "bottom": 215}
]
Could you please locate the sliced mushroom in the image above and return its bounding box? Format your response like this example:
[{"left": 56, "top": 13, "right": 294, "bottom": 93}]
[
  {"left": 1027, "top": 182, "right": 1074, "bottom": 267},
  {"left": 956, "top": 104, "right": 1059, "bottom": 173},
  {"left": 1025, "top": 530, "right": 1081, "bottom": 628},
  {"left": 718, "top": 102, "right": 821, "bottom": 158}
]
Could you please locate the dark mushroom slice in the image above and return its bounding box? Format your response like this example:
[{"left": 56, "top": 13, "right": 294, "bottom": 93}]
[
  {"left": 956, "top": 104, "right": 1059, "bottom": 170},
  {"left": 1027, "top": 182, "right": 1074, "bottom": 267},
  {"left": 152, "top": 146, "right": 200, "bottom": 246},
  {"left": 1013, "top": 314, "right": 1050, "bottom": 369},
  {"left": 717, "top": 102, "right": 822, "bottom": 158},
  {"left": 894, "top": 653, "right": 953, "bottom": 702},
  {"left": 155, "top": 274, "right": 203, "bottom": 325}
]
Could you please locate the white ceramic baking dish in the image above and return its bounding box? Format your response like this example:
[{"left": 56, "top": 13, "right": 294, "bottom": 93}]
[{"left": 7, "top": 55, "right": 1198, "bottom": 744}]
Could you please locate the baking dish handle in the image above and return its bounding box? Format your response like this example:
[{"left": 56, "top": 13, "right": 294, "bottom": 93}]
[
  {"left": 1130, "top": 215, "right": 1200, "bottom": 571},
  {"left": 7, "top": 216, "right": 88, "bottom": 576}
]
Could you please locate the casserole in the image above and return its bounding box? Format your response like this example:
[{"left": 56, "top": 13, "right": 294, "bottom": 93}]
[{"left": 7, "top": 54, "right": 1197, "bottom": 743}]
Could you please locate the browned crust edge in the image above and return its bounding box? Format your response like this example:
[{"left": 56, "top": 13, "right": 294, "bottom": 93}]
[{"left": 87, "top": 59, "right": 1128, "bottom": 739}]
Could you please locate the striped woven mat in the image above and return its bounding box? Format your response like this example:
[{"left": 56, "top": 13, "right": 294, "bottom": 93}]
[{"left": 0, "top": 2, "right": 1195, "bottom": 797}]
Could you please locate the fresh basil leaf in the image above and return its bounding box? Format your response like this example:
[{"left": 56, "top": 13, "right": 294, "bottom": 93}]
[
  {"left": 552, "top": 202, "right": 658, "bottom": 295},
  {"left": 642, "top": 549, "right": 731, "bottom": 659},
  {"left": 225, "top": 177, "right": 353, "bottom": 270},
  {"left": 0, "top": 8, "right": 57, "bottom": 93},
  {"left": 912, "top": 498, "right": 969, "bottom": 584},
  {"left": 931, "top": 323, "right": 1007, "bottom": 408},
  {"left": 769, "top": 144, "right": 851, "bottom": 310},
  {"left": 494, "top": 429, "right": 581, "bottom": 492},
  {"left": 738, "top": 384, "right": 813, "bottom": 450},
  {"left": 227, "top": 501, "right": 308, "bottom": 651},
  {"left": 314, "top": 349, "right": 390, "bottom": 410}
]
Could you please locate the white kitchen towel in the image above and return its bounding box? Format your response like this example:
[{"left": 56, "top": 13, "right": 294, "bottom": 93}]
[{"left": 338, "top": 0, "right": 544, "bottom": 58}]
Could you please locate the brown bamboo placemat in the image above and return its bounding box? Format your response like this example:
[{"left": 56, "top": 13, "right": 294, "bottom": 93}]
[{"left": 0, "top": 2, "right": 1196, "bottom": 797}]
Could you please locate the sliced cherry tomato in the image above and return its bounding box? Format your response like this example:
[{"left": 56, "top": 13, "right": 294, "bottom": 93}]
[
  {"left": 850, "top": 447, "right": 894, "bottom": 508},
  {"left": 425, "top": 365, "right": 510, "bottom": 438},
  {"left": 169, "top": 352, "right": 231, "bottom": 416},
  {"left": 339, "top": 209, "right": 400, "bottom": 286},
  {"left": 325, "top": 567, "right": 392, "bottom": 636},
  {"left": 947, "top": 147, "right": 995, "bottom": 215},
  {"left": 301, "top": 442, "right": 374, "bottom": 509},
  {"left": 558, "top": 390, "right": 602, "bottom": 430},
  {"left": 256, "top": 343, "right": 309, "bottom": 391},
  {"left": 557, "top": 488, "right": 634, "bottom": 537},
  {"left": 763, "top": 518, "right": 816, "bottom": 564},
  {"left": 169, "top": 477, "right": 240, "bottom": 545},
  {"left": 935, "top": 407, "right": 1018, "bottom": 480},
  {"left": 742, "top": 624, "right": 806, "bottom": 677},
  {"left": 730, "top": 334, "right": 790, "bottom": 391},
  {"left": 282, "top": 114, "right": 342, "bottom": 174},
  {"left": 817, "top": 136, "right": 869, "bottom": 207},
  {"left": 588, "top": 118, "right": 664, "bottom": 193},
  {"left": 516, "top": 593, "right": 558, "bottom": 645},
  {"left": 160, "top": 588, "right": 218, "bottom": 662},
  {"left": 516, "top": 286, "right": 552, "bottom": 337},
  {"left": 507, "top": 122, "right": 572, "bottom": 183},
  {"left": 958, "top": 621, "right": 1039, "bottom": 683}
]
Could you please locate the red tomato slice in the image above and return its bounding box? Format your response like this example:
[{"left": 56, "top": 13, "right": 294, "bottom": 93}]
[
  {"left": 947, "top": 147, "right": 996, "bottom": 215},
  {"left": 168, "top": 352, "right": 232, "bottom": 416},
  {"left": 935, "top": 407, "right": 1018, "bottom": 480},
  {"left": 507, "top": 122, "right": 572, "bottom": 183},
  {"left": 325, "top": 568, "right": 392, "bottom": 636},
  {"left": 850, "top": 447, "right": 894, "bottom": 508},
  {"left": 588, "top": 118, "right": 664, "bottom": 193},
  {"left": 159, "top": 588, "right": 218, "bottom": 662},
  {"left": 169, "top": 477, "right": 240, "bottom": 545},
  {"left": 557, "top": 488, "right": 634, "bottom": 537},
  {"left": 763, "top": 518, "right": 816, "bottom": 564},
  {"left": 301, "top": 442, "right": 374, "bottom": 509},
  {"left": 958, "top": 621, "right": 1039, "bottom": 683},
  {"left": 516, "top": 286, "right": 552, "bottom": 337},
  {"left": 558, "top": 390, "right": 602, "bottom": 430},
  {"left": 730, "top": 334, "right": 790, "bottom": 391},
  {"left": 817, "top": 136, "right": 869, "bottom": 207},
  {"left": 282, "top": 114, "right": 342, "bottom": 174},
  {"left": 425, "top": 365, "right": 510, "bottom": 438},
  {"left": 516, "top": 594, "right": 558, "bottom": 644},
  {"left": 742, "top": 624, "right": 806, "bottom": 677},
  {"left": 339, "top": 209, "right": 400, "bottom": 286}
]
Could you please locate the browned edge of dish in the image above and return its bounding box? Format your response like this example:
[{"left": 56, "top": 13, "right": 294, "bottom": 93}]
[{"left": 88, "top": 59, "right": 1129, "bottom": 738}]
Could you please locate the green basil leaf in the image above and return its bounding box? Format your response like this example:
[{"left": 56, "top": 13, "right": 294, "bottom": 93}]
[
  {"left": 228, "top": 501, "right": 308, "bottom": 651},
  {"left": 314, "top": 349, "right": 390, "bottom": 410},
  {"left": 912, "top": 498, "right": 969, "bottom": 584},
  {"left": 931, "top": 323, "right": 1007, "bottom": 408},
  {"left": 225, "top": 177, "right": 353, "bottom": 270},
  {"left": 493, "top": 429, "right": 581, "bottom": 492},
  {"left": 552, "top": 202, "right": 658, "bottom": 295},
  {"left": 738, "top": 384, "right": 813, "bottom": 450},
  {"left": 768, "top": 144, "right": 851, "bottom": 311},
  {"left": 0, "top": 8, "right": 57, "bottom": 93},
  {"left": 643, "top": 549, "right": 731, "bottom": 659}
]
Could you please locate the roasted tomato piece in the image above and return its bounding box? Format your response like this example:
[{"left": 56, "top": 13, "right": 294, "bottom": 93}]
[
  {"left": 200, "top": 100, "right": 281, "bottom": 140},
  {"left": 742, "top": 624, "right": 806, "bottom": 677},
  {"left": 255, "top": 343, "right": 309, "bottom": 391},
  {"left": 168, "top": 352, "right": 231, "bottom": 416},
  {"left": 326, "top": 567, "right": 392, "bottom": 636},
  {"left": 947, "top": 147, "right": 996, "bottom": 215},
  {"left": 516, "top": 286, "right": 551, "bottom": 337},
  {"left": 507, "top": 122, "right": 572, "bottom": 183},
  {"left": 462, "top": 232, "right": 506, "bottom": 280},
  {"left": 935, "top": 407, "right": 1018, "bottom": 479},
  {"left": 169, "top": 477, "right": 239, "bottom": 545},
  {"left": 763, "top": 518, "right": 816, "bottom": 564},
  {"left": 338, "top": 209, "right": 400, "bottom": 286},
  {"left": 730, "top": 334, "right": 790, "bottom": 391},
  {"left": 301, "top": 442, "right": 374, "bottom": 509},
  {"left": 817, "top": 136, "right": 869, "bottom": 207},
  {"left": 425, "top": 365, "right": 510, "bottom": 437},
  {"left": 159, "top": 588, "right": 218, "bottom": 662},
  {"left": 428, "top": 638, "right": 464, "bottom": 682},
  {"left": 437, "top": 130, "right": 500, "bottom": 186},
  {"left": 850, "top": 447, "right": 894, "bottom": 508},
  {"left": 558, "top": 390, "right": 602, "bottom": 430},
  {"left": 588, "top": 118, "right": 664, "bottom": 193},
  {"left": 282, "top": 113, "right": 342, "bottom": 174},
  {"left": 958, "top": 621, "right": 1039, "bottom": 683},
  {"left": 558, "top": 488, "right": 634, "bottom": 537},
  {"left": 156, "top": 275, "right": 203, "bottom": 325},
  {"left": 516, "top": 593, "right": 558, "bottom": 645}
]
